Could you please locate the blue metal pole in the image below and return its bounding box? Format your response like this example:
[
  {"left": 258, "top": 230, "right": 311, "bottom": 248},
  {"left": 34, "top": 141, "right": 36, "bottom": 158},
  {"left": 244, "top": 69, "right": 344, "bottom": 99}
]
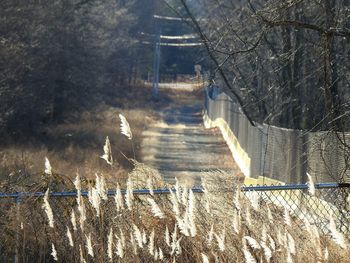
[{"left": 0, "top": 183, "right": 348, "bottom": 199}]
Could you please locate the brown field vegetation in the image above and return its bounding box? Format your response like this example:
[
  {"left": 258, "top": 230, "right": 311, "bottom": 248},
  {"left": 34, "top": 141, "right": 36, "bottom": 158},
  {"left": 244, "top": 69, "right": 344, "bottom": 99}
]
[
  {"left": 0, "top": 84, "right": 172, "bottom": 191},
  {"left": 0, "top": 166, "right": 349, "bottom": 262}
]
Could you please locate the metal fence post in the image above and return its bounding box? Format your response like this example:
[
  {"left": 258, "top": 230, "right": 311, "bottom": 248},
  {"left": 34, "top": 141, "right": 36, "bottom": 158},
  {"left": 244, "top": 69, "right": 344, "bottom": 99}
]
[{"left": 14, "top": 194, "right": 20, "bottom": 263}]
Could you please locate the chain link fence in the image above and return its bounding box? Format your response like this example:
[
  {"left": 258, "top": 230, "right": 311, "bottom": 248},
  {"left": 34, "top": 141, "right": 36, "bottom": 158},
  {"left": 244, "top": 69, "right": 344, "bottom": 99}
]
[
  {"left": 0, "top": 181, "right": 349, "bottom": 261},
  {"left": 1, "top": 182, "right": 349, "bottom": 233},
  {"left": 242, "top": 183, "right": 350, "bottom": 234},
  {"left": 204, "top": 85, "right": 350, "bottom": 183}
]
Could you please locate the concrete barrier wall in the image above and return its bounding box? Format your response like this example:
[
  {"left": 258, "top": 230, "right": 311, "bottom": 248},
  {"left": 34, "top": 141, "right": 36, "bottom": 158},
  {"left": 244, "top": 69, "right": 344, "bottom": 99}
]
[{"left": 204, "top": 86, "right": 350, "bottom": 184}]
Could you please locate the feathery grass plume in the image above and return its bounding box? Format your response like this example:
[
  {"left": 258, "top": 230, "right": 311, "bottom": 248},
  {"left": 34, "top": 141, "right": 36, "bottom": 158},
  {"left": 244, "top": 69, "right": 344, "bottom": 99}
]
[
  {"left": 100, "top": 136, "right": 113, "bottom": 165},
  {"left": 154, "top": 248, "right": 159, "bottom": 260},
  {"left": 171, "top": 224, "right": 178, "bottom": 254},
  {"left": 284, "top": 208, "right": 292, "bottom": 227},
  {"left": 188, "top": 217, "right": 197, "bottom": 237},
  {"left": 96, "top": 174, "right": 108, "bottom": 200},
  {"left": 287, "top": 232, "right": 296, "bottom": 255},
  {"left": 202, "top": 253, "right": 210, "bottom": 263},
  {"left": 267, "top": 205, "right": 273, "bottom": 224},
  {"left": 201, "top": 177, "right": 211, "bottom": 213},
  {"left": 42, "top": 188, "right": 54, "bottom": 228},
  {"left": 177, "top": 215, "right": 190, "bottom": 236},
  {"left": 174, "top": 177, "right": 181, "bottom": 196},
  {"left": 170, "top": 189, "right": 180, "bottom": 216},
  {"left": 267, "top": 234, "right": 276, "bottom": 252},
  {"left": 78, "top": 195, "right": 86, "bottom": 230},
  {"left": 147, "top": 197, "right": 165, "bottom": 219},
  {"left": 329, "top": 215, "right": 347, "bottom": 249},
  {"left": 188, "top": 189, "right": 197, "bottom": 237},
  {"left": 148, "top": 229, "right": 155, "bottom": 255},
  {"left": 261, "top": 224, "right": 267, "bottom": 243},
  {"left": 51, "top": 243, "right": 58, "bottom": 261},
  {"left": 246, "top": 190, "right": 260, "bottom": 210},
  {"left": 244, "top": 236, "right": 261, "bottom": 250},
  {"left": 165, "top": 225, "right": 171, "bottom": 247},
  {"left": 80, "top": 245, "right": 87, "bottom": 263},
  {"left": 260, "top": 225, "right": 272, "bottom": 262},
  {"left": 234, "top": 187, "right": 241, "bottom": 211},
  {"left": 311, "top": 224, "right": 322, "bottom": 257},
  {"left": 201, "top": 175, "right": 208, "bottom": 191},
  {"left": 159, "top": 248, "right": 164, "bottom": 260},
  {"left": 303, "top": 216, "right": 322, "bottom": 257},
  {"left": 133, "top": 224, "right": 143, "bottom": 248},
  {"left": 175, "top": 177, "right": 181, "bottom": 202},
  {"left": 142, "top": 229, "right": 147, "bottom": 245},
  {"left": 260, "top": 240, "right": 272, "bottom": 263},
  {"left": 147, "top": 177, "right": 154, "bottom": 196},
  {"left": 119, "top": 114, "right": 132, "bottom": 140},
  {"left": 125, "top": 180, "right": 134, "bottom": 210},
  {"left": 20, "top": 222, "right": 23, "bottom": 230},
  {"left": 71, "top": 209, "right": 77, "bottom": 231},
  {"left": 307, "top": 172, "right": 315, "bottom": 196},
  {"left": 208, "top": 224, "right": 214, "bottom": 245},
  {"left": 86, "top": 233, "right": 94, "bottom": 257},
  {"left": 204, "top": 194, "right": 210, "bottom": 214},
  {"left": 130, "top": 231, "right": 137, "bottom": 255},
  {"left": 74, "top": 174, "right": 81, "bottom": 204},
  {"left": 107, "top": 228, "right": 113, "bottom": 261},
  {"left": 242, "top": 242, "right": 257, "bottom": 263},
  {"left": 283, "top": 232, "right": 289, "bottom": 248},
  {"left": 174, "top": 237, "right": 183, "bottom": 255},
  {"left": 277, "top": 228, "right": 286, "bottom": 247},
  {"left": 116, "top": 236, "right": 124, "bottom": 258},
  {"left": 302, "top": 214, "right": 312, "bottom": 235},
  {"left": 245, "top": 206, "right": 252, "bottom": 226},
  {"left": 232, "top": 209, "right": 241, "bottom": 234},
  {"left": 115, "top": 231, "right": 120, "bottom": 240},
  {"left": 101, "top": 177, "right": 108, "bottom": 200},
  {"left": 88, "top": 187, "right": 101, "bottom": 217},
  {"left": 286, "top": 248, "right": 293, "bottom": 263},
  {"left": 74, "top": 174, "right": 86, "bottom": 230},
  {"left": 67, "top": 226, "right": 74, "bottom": 247},
  {"left": 214, "top": 230, "right": 225, "bottom": 251},
  {"left": 324, "top": 247, "right": 329, "bottom": 260},
  {"left": 181, "top": 186, "right": 189, "bottom": 206},
  {"left": 115, "top": 183, "right": 124, "bottom": 212},
  {"left": 88, "top": 186, "right": 93, "bottom": 204},
  {"left": 120, "top": 229, "right": 126, "bottom": 248},
  {"left": 95, "top": 174, "right": 101, "bottom": 196},
  {"left": 44, "top": 157, "right": 52, "bottom": 176},
  {"left": 175, "top": 200, "right": 191, "bottom": 237}
]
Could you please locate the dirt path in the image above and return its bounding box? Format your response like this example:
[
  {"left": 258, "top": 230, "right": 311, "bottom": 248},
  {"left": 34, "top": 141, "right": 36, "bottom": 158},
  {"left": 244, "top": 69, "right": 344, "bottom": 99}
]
[{"left": 140, "top": 90, "right": 238, "bottom": 186}]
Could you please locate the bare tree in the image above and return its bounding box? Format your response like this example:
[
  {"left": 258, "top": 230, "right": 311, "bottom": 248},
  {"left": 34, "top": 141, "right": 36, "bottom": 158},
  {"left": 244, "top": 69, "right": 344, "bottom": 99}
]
[{"left": 178, "top": 0, "right": 350, "bottom": 131}]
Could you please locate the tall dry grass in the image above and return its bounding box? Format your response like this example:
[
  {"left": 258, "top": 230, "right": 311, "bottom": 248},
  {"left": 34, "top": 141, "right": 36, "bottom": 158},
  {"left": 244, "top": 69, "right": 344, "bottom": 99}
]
[
  {"left": 0, "top": 89, "right": 349, "bottom": 262},
  {"left": 0, "top": 165, "right": 349, "bottom": 262},
  {"left": 0, "top": 106, "right": 160, "bottom": 193}
]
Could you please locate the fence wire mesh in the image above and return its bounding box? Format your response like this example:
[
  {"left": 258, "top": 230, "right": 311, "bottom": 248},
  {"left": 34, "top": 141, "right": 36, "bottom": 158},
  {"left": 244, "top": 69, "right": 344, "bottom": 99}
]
[
  {"left": 205, "top": 85, "right": 350, "bottom": 183},
  {"left": 0, "top": 181, "right": 349, "bottom": 262},
  {"left": 242, "top": 183, "right": 350, "bottom": 234}
]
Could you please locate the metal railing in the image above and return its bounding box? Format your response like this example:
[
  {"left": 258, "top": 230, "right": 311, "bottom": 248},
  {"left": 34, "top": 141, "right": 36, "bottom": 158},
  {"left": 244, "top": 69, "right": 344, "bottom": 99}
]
[{"left": 1, "top": 182, "right": 349, "bottom": 233}]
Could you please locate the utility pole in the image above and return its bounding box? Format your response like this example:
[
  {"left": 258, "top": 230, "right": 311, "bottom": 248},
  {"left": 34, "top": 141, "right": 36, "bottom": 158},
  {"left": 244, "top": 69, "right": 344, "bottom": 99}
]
[{"left": 152, "top": 29, "right": 161, "bottom": 98}]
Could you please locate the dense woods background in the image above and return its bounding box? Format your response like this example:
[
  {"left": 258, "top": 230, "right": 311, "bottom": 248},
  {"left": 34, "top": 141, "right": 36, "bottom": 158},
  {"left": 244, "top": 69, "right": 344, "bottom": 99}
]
[
  {"left": 2, "top": 0, "right": 350, "bottom": 136},
  {"left": 0, "top": 0, "right": 202, "bottom": 141},
  {"left": 180, "top": 0, "right": 350, "bottom": 132}
]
